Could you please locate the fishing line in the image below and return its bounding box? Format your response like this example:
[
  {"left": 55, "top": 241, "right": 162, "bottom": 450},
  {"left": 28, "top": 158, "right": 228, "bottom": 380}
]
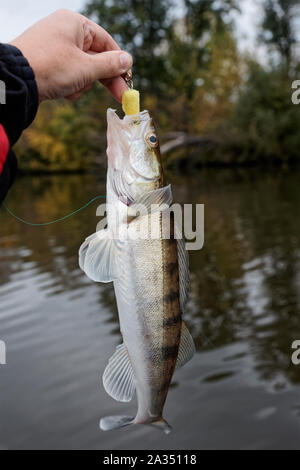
[
  {"left": 2, "top": 195, "right": 218, "bottom": 349},
  {"left": 1, "top": 195, "right": 105, "bottom": 227}
]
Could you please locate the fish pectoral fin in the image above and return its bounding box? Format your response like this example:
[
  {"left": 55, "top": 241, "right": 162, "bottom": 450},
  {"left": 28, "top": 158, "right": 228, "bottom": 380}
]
[
  {"left": 103, "top": 343, "right": 135, "bottom": 402},
  {"left": 79, "top": 229, "right": 118, "bottom": 283},
  {"left": 134, "top": 184, "right": 173, "bottom": 212},
  {"left": 176, "top": 321, "right": 195, "bottom": 369}
]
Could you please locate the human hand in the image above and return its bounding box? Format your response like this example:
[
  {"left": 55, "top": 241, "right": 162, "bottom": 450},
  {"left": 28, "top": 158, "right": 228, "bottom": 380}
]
[{"left": 10, "top": 9, "right": 132, "bottom": 102}]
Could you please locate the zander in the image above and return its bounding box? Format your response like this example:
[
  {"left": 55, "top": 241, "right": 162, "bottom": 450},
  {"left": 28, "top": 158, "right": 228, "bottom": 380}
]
[{"left": 79, "top": 107, "right": 195, "bottom": 434}]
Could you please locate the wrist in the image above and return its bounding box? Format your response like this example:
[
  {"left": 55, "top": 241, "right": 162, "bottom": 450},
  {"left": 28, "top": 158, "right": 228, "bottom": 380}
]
[
  {"left": 9, "top": 40, "right": 42, "bottom": 102},
  {"left": 0, "top": 43, "right": 39, "bottom": 142}
]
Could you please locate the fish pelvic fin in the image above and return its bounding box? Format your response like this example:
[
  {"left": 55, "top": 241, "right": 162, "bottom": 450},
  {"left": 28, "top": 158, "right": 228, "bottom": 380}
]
[
  {"left": 79, "top": 229, "right": 119, "bottom": 283},
  {"left": 100, "top": 415, "right": 134, "bottom": 431}
]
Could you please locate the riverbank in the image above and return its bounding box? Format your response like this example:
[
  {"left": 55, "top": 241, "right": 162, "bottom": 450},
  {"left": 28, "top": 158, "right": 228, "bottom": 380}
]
[{"left": 16, "top": 153, "right": 300, "bottom": 176}]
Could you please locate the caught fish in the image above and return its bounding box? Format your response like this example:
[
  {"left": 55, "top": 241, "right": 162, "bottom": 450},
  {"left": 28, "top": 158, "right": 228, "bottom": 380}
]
[{"left": 79, "top": 108, "right": 195, "bottom": 434}]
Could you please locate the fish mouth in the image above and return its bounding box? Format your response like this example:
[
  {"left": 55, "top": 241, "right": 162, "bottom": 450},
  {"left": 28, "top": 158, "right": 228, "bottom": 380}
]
[
  {"left": 123, "top": 109, "right": 150, "bottom": 123},
  {"left": 106, "top": 108, "right": 161, "bottom": 203},
  {"left": 106, "top": 107, "right": 152, "bottom": 167},
  {"left": 107, "top": 108, "right": 150, "bottom": 125}
]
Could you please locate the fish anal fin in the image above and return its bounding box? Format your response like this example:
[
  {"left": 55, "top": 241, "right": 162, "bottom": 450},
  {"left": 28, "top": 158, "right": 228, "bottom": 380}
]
[{"left": 103, "top": 343, "right": 135, "bottom": 402}]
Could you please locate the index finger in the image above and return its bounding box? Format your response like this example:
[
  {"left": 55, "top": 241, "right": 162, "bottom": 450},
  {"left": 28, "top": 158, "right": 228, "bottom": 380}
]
[
  {"left": 100, "top": 76, "right": 129, "bottom": 103},
  {"left": 86, "top": 50, "right": 131, "bottom": 102},
  {"left": 86, "top": 18, "right": 121, "bottom": 52}
]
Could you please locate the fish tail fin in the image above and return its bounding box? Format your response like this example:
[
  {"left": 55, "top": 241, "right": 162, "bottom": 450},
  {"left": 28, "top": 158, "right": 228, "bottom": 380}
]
[
  {"left": 100, "top": 415, "right": 172, "bottom": 434},
  {"left": 149, "top": 418, "right": 172, "bottom": 435},
  {"left": 99, "top": 415, "right": 134, "bottom": 431}
]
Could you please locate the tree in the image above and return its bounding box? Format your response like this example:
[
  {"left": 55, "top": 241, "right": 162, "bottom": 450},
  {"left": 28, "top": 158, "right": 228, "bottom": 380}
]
[
  {"left": 17, "top": 101, "right": 99, "bottom": 172},
  {"left": 83, "top": 0, "right": 173, "bottom": 95},
  {"left": 166, "top": 0, "right": 238, "bottom": 101},
  {"left": 191, "top": 28, "right": 241, "bottom": 135},
  {"left": 260, "top": 0, "right": 300, "bottom": 66},
  {"left": 230, "top": 62, "right": 300, "bottom": 162},
  {"left": 83, "top": 0, "right": 238, "bottom": 97},
  {"left": 183, "top": 0, "right": 238, "bottom": 38}
]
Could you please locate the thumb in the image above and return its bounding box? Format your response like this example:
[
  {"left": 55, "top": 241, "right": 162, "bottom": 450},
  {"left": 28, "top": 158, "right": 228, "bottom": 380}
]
[{"left": 87, "top": 50, "right": 132, "bottom": 81}]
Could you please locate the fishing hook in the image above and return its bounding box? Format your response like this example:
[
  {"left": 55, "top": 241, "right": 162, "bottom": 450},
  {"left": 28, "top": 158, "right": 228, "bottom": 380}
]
[{"left": 122, "top": 71, "right": 133, "bottom": 90}]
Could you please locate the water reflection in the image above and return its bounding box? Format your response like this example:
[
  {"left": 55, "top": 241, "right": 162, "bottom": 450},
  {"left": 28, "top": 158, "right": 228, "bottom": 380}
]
[{"left": 1, "top": 169, "right": 300, "bottom": 449}]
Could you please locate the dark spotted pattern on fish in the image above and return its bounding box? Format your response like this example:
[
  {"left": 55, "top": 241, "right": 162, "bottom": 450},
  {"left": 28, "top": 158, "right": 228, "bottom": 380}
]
[
  {"left": 158, "top": 377, "right": 173, "bottom": 394},
  {"left": 164, "top": 290, "right": 180, "bottom": 303},
  {"left": 166, "top": 262, "right": 178, "bottom": 275},
  {"left": 163, "top": 313, "right": 181, "bottom": 327},
  {"left": 161, "top": 343, "right": 180, "bottom": 360},
  {"left": 149, "top": 211, "right": 182, "bottom": 415}
]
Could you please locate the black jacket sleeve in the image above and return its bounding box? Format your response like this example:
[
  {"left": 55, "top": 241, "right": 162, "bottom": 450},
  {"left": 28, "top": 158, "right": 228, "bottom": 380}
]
[{"left": 0, "top": 43, "right": 39, "bottom": 203}]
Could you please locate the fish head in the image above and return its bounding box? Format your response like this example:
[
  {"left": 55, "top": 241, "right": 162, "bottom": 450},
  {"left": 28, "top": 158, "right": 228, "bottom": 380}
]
[{"left": 107, "top": 108, "right": 164, "bottom": 204}]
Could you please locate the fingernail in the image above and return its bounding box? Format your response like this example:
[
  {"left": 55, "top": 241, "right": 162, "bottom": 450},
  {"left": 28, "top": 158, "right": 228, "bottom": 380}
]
[{"left": 120, "top": 52, "right": 132, "bottom": 70}]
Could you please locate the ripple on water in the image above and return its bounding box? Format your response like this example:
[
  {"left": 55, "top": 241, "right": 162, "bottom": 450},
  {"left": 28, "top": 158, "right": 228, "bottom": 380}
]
[{"left": 1, "top": 171, "right": 300, "bottom": 449}]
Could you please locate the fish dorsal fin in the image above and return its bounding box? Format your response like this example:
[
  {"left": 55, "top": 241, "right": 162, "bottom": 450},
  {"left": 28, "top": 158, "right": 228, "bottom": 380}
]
[
  {"left": 176, "top": 321, "right": 195, "bottom": 369},
  {"left": 133, "top": 184, "right": 173, "bottom": 213},
  {"left": 79, "top": 230, "right": 117, "bottom": 283},
  {"left": 177, "top": 238, "right": 190, "bottom": 312},
  {"left": 103, "top": 343, "right": 135, "bottom": 402}
]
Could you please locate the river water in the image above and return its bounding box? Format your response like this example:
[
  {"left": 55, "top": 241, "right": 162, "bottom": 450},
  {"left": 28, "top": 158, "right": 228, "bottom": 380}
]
[{"left": 1, "top": 168, "right": 300, "bottom": 450}]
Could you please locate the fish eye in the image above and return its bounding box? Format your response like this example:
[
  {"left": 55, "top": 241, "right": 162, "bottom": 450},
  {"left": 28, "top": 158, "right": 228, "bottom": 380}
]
[{"left": 146, "top": 132, "right": 158, "bottom": 148}]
